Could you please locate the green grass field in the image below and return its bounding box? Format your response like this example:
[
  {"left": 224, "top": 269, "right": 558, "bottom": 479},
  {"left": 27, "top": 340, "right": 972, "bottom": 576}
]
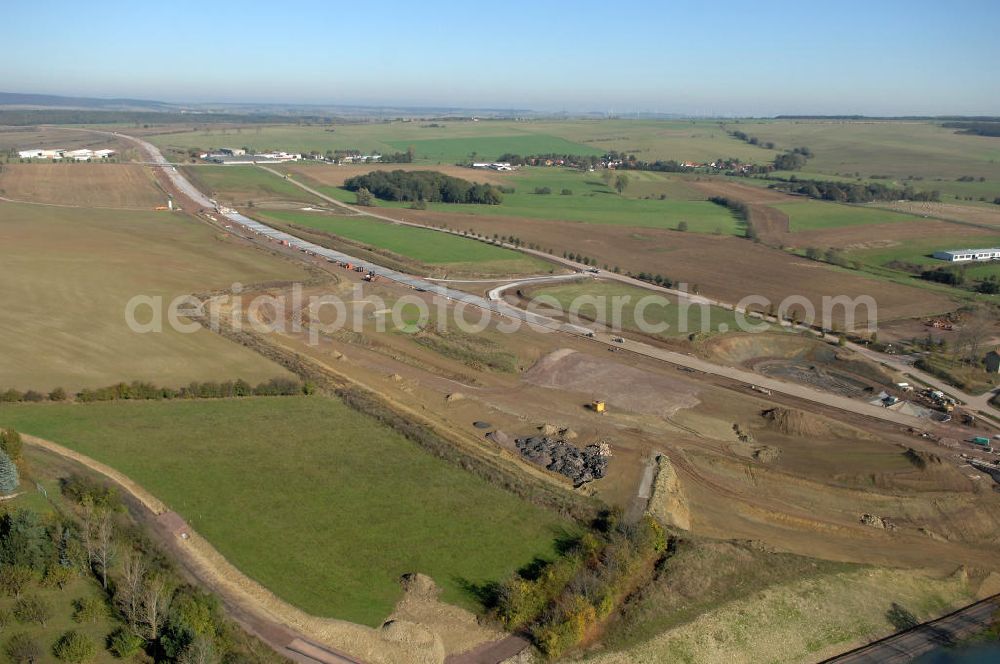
[
  {"left": 257, "top": 209, "right": 550, "bottom": 274},
  {"left": 291, "top": 167, "right": 742, "bottom": 235},
  {"left": 384, "top": 134, "right": 603, "bottom": 162},
  {"left": 182, "top": 165, "right": 323, "bottom": 205},
  {"left": 0, "top": 396, "right": 571, "bottom": 627},
  {"left": 773, "top": 199, "right": 929, "bottom": 231},
  {"left": 731, "top": 120, "right": 1000, "bottom": 183},
  {"left": 847, "top": 235, "right": 1000, "bottom": 282},
  {"left": 145, "top": 119, "right": 777, "bottom": 165},
  {"left": 0, "top": 201, "right": 307, "bottom": 391},
  {"left": 531, "top": 280, "right": 744, "bottom": 338},
  {"left": 429, "top": 169, "right": 740, "bottom": 233}
]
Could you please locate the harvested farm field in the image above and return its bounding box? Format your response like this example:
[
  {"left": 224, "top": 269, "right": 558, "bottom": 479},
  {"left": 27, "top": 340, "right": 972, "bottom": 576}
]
[
  {"left": 400, "top": 208, "right": 958, "bottom": 325},
  {"left": 873, "top": 200, "right": 1000, "bottom": 228},
  {"left": 0, "top": 162, "right": 165, "bottom": 208},
  {"left": 0, "top": 396, "right": 573, "bottom": 627},
  {"left": 181, "top": 164, "right": 324, "bottom": 205},
  {"left": 0, "top": 200, "right": 307, "bottom": 390}
]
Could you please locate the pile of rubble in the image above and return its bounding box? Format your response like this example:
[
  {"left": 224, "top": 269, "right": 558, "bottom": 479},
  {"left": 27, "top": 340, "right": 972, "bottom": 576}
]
[{"left": 514, "top": 436, "right": 610, "bottom": 486}]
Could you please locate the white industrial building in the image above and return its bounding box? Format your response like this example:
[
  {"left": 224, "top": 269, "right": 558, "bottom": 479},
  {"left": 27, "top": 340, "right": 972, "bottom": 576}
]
[
  {"left": 472, "top": 162, "right": 513, "bottom": 171},
  {"left": 18, "top": 148, "right": 115, "bottom": 160},
  {"left": 933, "top": 248, "right": 1000, "bottom": 262}
]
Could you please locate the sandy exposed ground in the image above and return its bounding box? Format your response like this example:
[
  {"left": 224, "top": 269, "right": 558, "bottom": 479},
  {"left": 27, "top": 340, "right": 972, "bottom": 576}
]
[{"left": 523, "top": 348, "right": 701, "bottom": 418}]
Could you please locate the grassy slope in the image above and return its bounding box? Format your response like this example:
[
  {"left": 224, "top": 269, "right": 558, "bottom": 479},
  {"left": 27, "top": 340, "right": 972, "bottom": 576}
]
[
  {"left": 773, "top": 199, "right": 929, "bottom": 231},
  {"left": 0, "top": 201, "right": 306, "bottom": 391},
  {"left": 532, "top": 281, "right": 743, "bottom": 338},
  {"left": 848, "top": 235, "right": 1000, "bottom": 282},
  {"left": 586, "top": 565, "right": 971, "bottom": 664},
  {"left": 0, "top": 396, "right": 571, "bottom": 627},
  {"left": 736, "top": 120, "right": 1000, "bottom": 182},
  {"left": 181, "top": 165, "right": 323, "bottom": 204},
  {"left": 257, "top": 209, "right": 549, "bottom": 274}
]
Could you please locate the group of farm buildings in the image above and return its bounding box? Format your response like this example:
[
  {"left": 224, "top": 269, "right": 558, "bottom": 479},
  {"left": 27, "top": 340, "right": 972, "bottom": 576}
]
[{"left": 18, "top": 148, "right": 116, "bottom": 160}]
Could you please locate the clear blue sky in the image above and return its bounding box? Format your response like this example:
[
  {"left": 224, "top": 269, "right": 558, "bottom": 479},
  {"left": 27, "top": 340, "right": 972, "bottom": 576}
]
[{"left": 5, "top": 0, "right": 999, "bottom": 115}]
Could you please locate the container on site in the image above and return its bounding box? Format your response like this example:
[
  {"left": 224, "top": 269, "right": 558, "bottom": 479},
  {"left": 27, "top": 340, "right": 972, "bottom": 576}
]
[{"left": 971, "top": 437, "right": 991, "bottom": 446}]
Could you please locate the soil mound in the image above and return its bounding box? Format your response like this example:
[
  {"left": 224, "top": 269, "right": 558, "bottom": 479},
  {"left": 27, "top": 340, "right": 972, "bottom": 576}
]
[
  {"left": 760, "top": 407, "right": 831, "bottom": 437},
  {"left": 752, "top": 446, "right": 781, "bottom": 463},
  {"left": 904, "top": 447, "right": 943, "bottom": 470}
]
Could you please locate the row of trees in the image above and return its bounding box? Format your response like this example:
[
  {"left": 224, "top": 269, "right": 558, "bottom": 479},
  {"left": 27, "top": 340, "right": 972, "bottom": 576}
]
[
  {"left": 344, "top": 170, "right": 504, "bottom": 205},
  {"left": 769, "top": 178, "right": 941, "bottom": 203},
  {"left": 493, "top": 510, "right": 667, "bottom": 658},
  {"left": 708, "top": 196, "right": 758, "bottom": 241},
  {"left": 942, "top": 121, "right": 1000, "bottom": 137},
  {"left": 0, "top": 378, "right": 308, "bottom": 405},
  {"left": 727, "top": 129, "right": 776, "bottom": 150}
]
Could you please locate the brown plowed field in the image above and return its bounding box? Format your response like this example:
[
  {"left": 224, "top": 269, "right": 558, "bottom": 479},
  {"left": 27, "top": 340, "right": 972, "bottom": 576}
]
[
  {"left": 874, "top": 200, "right": 1000, "bottom": 228},
  {"left": 792, "top": 218, "right": 1000, "bottom": 252},
  {"left": 689, "top": 178, "right": 795, "bottom": 240},
  {"left": 0, "top": 163, "right": 164, "bottom": 208},
  {"left": 401, "top": 208, "right": 957, "bottom": 324}
]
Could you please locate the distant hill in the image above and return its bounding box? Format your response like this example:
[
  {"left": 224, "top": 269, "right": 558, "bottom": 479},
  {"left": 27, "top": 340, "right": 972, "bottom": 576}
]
[{"left": 0, "top": 91, "right": 178, "bottom": 112}]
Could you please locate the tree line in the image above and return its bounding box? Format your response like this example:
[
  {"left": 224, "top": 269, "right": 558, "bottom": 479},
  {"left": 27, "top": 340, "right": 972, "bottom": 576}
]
[
  {"left": 708, "top": 196, "right": 758, "bottom": 241},
  {"left": 490, "top": 509, "right": 667, "bottom": 659},
  {"left": 942, "top": 121, "right": 1000, "bottom": 137},
  {"left": 344, "top": 170, "right": 503, "bottom": 204},
  {"left": 769, "top": 178, "right": 941, "bottom": 203},
  {"left": 0, "top": 378, "right": 309, "bottom": 405}
]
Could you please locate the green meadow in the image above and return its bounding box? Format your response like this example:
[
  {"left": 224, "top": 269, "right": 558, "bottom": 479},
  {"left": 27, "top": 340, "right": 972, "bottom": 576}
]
[
  {"left": 0, "top": 396, "right": 571, "bottom": 627},
  {"left": 258, "top": 208, "right": 550, "bottom": 273},
  {"left": 773, "top": 199, "right": 929, "bottom": 231}
]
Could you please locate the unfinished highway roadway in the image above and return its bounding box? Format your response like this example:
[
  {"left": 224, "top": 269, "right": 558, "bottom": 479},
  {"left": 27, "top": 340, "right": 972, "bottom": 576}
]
[{"left": 96, "top": 128, "right": 935, "bottom": 430}]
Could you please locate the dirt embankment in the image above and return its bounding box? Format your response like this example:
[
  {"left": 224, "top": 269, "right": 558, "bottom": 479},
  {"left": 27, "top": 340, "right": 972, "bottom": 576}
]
[
  {"left": 760, "top": 407, "right": 834, "bottom": 438},
  {"left": 646, "top": 454, "right": 691, "bottom": 530}
]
